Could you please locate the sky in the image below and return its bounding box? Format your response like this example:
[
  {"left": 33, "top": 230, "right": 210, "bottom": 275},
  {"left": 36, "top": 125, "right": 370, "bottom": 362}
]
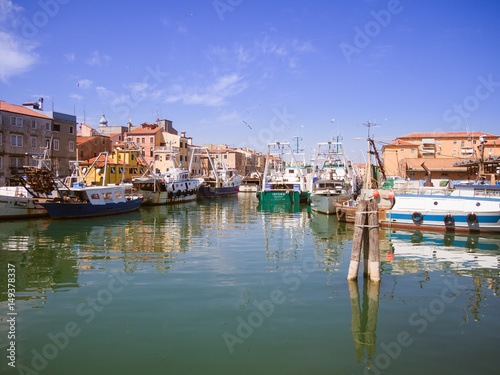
[{"left": 1, "top": 0, "right": 500, "bottom": 162}]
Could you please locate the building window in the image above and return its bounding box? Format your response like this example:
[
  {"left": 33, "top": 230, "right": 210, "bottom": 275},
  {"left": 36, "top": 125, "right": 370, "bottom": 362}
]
[
  {"left": 0, "top": 156, "right": 2, "bottom": 169},
  {"left": 10, "top": 157, "right": 24, "bottom": 168},
  {"left": 452, "top": 149, "right": 457, "bottom": 155},
  {"left": 489, "top": 148, "right": 493, "bottom": 155},
  {"left": 136, "top": 137, "right": 140, "bottom": 144},
  {"left": 69, "top": 141, "right": 75, "bottom": 152},
  {"left": 461, "top": 140, "right": 465, "bottom": 147},
  {"left": 10, "top": 116, "right": 23, "bottom": 127},
  {"left": 53, "top": 124, "right": 60, "bottom": 132},
  {"left": 30, "top": 120, "right": 37, "bottom": 129},
  {"left": 11, "top": 135, "right": 23, "bottom": 147},
  {"left": 150, "top": 147, "right": 154, "bottom": 157},
  {"left": 149, "top": 137, "right": 153, "bottom": 144},
  {"left": 69, "top": 126, "right": 74, "bottom": 134},
  {"left": 141, "top": 137, "right": 145, "bottom": 144},
  {"left": 453, "top": 140, "right": 457, "bottom": 145},
  {"left": 411, "top": 149, "right": 415, "bottom": 154},
  {"left": 30, "top": 137, "right": 37, "bottom": 148},
  {"left": 45, "top": 122, "right": 51, "bottom": 131},
  {"left": 0, "top": 133, "right": 2, "bottom": 145},
  {"left": 54, "top": 139, "right": 59, "bottom": 151}
]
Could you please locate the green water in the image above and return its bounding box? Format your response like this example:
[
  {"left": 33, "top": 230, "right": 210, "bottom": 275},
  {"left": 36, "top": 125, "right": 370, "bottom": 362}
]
[{"left": 1, "top": 194, "right": 499, "bottom": 375}]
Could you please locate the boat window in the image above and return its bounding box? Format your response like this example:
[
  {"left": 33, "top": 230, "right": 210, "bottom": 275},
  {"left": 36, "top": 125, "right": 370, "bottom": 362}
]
[
  {"left": 115, "top": 191, "right": 123, "bottom": 198},
  {"left": 90, "top": 193, "right": 100, "bottom": 200},
  {"left": 103, "top": 192, "right": 113, "bottom": 199}
]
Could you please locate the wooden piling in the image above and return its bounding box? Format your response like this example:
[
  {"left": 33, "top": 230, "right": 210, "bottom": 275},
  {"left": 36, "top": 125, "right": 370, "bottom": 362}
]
[
  {"left": 347, "top": 200, "right": 367, "bottom": 280},
  {"left": 367, "top": 199, "right": 380, "bottom": 282},
  {"left": 347, "top": 198, "right": 380, "bottom": 282}
]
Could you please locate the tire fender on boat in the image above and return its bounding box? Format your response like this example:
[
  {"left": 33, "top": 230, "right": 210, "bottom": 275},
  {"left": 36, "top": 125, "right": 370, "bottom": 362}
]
[
  {"left": 412, "top": 212, "right": 423, "bottom": 223},
  {"left": 444, "top": 214, "right": 455, "bottom": 226},
  {"left": 467, "top": 213, "right": 478, "bottom": 224},
  {"left": 336, "top": 208, "right": 346, "bottom": 220}
]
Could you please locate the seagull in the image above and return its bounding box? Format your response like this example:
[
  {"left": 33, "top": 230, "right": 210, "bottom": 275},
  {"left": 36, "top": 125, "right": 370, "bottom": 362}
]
[
  {"left": 242, "top": 120, "right": 252, "bottom": 130},
  {"left": 76, "top": 81, "right": 79, "bottom": 87}
]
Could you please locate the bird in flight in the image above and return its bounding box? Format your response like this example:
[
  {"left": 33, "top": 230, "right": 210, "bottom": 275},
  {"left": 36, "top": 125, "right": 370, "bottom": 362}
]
[{"left": 242, "top": 121, "right": 252, "bottom": 130}]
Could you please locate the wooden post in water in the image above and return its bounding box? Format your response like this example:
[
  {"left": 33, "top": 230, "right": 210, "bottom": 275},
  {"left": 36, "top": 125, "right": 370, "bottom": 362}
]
[
  {"left": 367, "top": 199, "right": 380, "bottom": 282},
  {"left": 347, "top": 200, "right": 367, "bottom": 280},
  {"left": 347, "top": 198, "right": 380, "bottom": 281}
]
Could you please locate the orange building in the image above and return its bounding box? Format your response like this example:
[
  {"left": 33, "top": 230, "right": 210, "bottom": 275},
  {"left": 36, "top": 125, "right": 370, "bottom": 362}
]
[{"left": 382, "top": 132, "right": 500, "bottom": 180}]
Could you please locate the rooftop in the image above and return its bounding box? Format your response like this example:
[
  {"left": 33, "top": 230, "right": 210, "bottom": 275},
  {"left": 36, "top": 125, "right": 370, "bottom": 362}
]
[{"left": 0, "top": 100, "right": 52, "bottom": 119}]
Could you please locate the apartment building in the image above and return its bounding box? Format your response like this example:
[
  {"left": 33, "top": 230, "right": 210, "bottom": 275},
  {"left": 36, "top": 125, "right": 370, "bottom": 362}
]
[
  {"left": 382, "top": 131, "right": 500, "bottom": 180},
  {"left": 0, "top": 100, "right": 76, "bottom": 185},
  {"left": 125, "top": 123, "right": 164, "bottom": 166}
]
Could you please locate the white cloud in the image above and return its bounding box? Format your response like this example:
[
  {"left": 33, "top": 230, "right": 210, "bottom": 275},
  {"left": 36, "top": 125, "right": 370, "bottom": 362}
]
[
  {"left": 64, "top": 52, "right": 75, "bottom": 62},
  {"left": 70, "top": 93, "right": 83, "bottom": 101},
  {"left": 77, "top": 78, "right": 92, "bottom": 89},
  {"left": 0, "top": 31, "right": 38, "bottom": 83},
  {"left": 86, "top": 50, "right": 111, "bottom": 66},
  {"left": 165, "top": 73, "right": 248, "bottom": 107},
  {"left": 0, "top": 0, "right": 23, "bottom": 26}
]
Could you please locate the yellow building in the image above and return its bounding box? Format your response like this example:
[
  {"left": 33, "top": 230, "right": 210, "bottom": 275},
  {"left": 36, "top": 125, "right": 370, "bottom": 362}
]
[
  {"left": 78, "top": 148, "right": 147, "bottom": 185},
  {"left": 382, "top": 131, "right": 500, "bottom": 180}
]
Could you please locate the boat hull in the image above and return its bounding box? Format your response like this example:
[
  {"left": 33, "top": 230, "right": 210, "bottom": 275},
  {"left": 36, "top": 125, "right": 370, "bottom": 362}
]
[
  {"left": 139, "top": 190, "right": 197, "bottom": 205},
  {"left": 0, "top": 195, "right": 48, "bottom": 219},
  {"left": 39, "top": 197, "right": 143, "bottom": 219},
  {"left": 382, "top": 194, "right": 500, "bottom": 233},
  {"left": 310, "top": 192, "right": 349, "bottom": 214},
  {"left": 257, "top": 190, "right": 309, "bottom": 204},
  {"left": 197, "top": 185, "right": 240, "bottom": 198}
]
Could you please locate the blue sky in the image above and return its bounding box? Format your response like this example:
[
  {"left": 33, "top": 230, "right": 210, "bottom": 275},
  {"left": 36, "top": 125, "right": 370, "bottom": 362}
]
[{"left": 1, "top": 0, "right": 499, "bottom": 162}]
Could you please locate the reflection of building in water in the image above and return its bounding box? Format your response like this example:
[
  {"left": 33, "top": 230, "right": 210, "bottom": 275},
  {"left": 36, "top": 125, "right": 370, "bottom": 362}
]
[
  {"left": 349, "top": 280, "right": 380, "bottom": 367},
  {"left": 0, "top": 220, "right": 79, "bottom": 305}
]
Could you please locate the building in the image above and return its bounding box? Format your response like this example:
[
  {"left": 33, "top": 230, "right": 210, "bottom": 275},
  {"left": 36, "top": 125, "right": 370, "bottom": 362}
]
[
  {"left": 125, "top": 123, "right": 164, "bottom": 166},
  {"left": 78, "top": 147, "right": 147, "bottom": 185},
  {"left": 77, "top": 135, "right": 113, "bottom": 161},
  {"left": 0, "top": 100, "right": 76, "bottom": 185},
  {"left": 382, "top": 132, "right": 500, "bottom": 180}
]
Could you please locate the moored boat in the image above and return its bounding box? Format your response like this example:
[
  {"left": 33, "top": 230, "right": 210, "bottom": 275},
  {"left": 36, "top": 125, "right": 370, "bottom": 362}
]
[
  {"left": 309, "top": 141, "right": 359, "bottom": 214},
  {"left": 0, "top": 186, "right": 48, "bottom": 219},
  {"left": 37, "top": 185, "right": 143, "bottom": 219},
  {"left": 257, "top": 141, "right": 310, "bottom": 204}
]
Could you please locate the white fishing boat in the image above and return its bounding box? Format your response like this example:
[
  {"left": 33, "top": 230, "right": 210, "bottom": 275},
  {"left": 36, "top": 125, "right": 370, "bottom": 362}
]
[
  {"left": 189, "top": 147, "right": 242, "bottom": 198},
  {"left": 0, "top": 185, "right": 49, "bottom": 219},
  {"left": 382, "top": 182, "right": 500, "bottom": 233},
  {"left": 132, "top": 143, "right": 202, "bottom": 205},
  {"left": 309, "top": 141, "right": 359, "bottom": 214},
  {"left": 239, "top": 172, "right": 262, "bottom": 193}
]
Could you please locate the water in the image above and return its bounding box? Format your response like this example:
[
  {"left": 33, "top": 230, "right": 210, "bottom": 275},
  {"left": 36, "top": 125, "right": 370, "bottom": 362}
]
[{"left": 1, "top": 194, "right": 500, "bottom": 374}]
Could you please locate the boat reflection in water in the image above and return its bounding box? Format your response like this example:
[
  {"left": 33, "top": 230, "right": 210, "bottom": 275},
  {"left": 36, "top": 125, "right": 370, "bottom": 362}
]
[{"left": 383, "top": 229, "right": 500, "bottom": 278}]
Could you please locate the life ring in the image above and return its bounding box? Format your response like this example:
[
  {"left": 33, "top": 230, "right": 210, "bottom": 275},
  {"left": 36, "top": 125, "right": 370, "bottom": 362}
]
[
  {"left": 444, "top": 214, "right": 455, "bottom": 226},
  {"left": 337, "top": 208, "right": 346, "bottom": 220},
  {"left": 412, "top": 212, "right": 423, "bottom": 223},
  {"left": 467, "top": 213, "right": 478, "bottom": 224}
]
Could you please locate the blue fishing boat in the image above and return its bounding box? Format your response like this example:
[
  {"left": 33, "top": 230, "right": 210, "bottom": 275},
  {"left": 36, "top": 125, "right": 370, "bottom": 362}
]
[{"left": 37, "top": 185, "right": 143, "bottom": 219}]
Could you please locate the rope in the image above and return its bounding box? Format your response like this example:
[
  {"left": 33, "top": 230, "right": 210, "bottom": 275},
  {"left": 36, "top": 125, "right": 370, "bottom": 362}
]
[{"left": 355, "top": 211, "right": 379, "bottom": 214}]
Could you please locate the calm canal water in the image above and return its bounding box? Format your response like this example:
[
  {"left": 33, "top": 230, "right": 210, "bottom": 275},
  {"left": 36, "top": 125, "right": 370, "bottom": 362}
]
[{"left": 1, "top": 193, "right": 500, "bottom": 375}]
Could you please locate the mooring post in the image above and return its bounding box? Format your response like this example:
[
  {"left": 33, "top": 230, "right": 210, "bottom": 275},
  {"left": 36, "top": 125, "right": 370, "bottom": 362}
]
[
  {"left": 367, "top": 198, "right": 380, "bottom": 282},
  {"left": 347, "top": 200, "right": 368, "bottom": 280}
]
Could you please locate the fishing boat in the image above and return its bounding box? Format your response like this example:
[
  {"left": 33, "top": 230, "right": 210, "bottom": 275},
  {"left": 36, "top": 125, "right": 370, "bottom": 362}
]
[
  {"left": 22, "top": 165, "right": 143, "bottom": 219},
  {"left": 0, "top": 146, "right": 59, "bottom": 220},
  {"left": 190, "top": 147, "right": 242, "bottom": 198},
  {"left": 309, "top": 141, "right": 360, "bottom": 214},
  {"left": 381, "top": 182, "right": 500, "bottom": 233},
  {"left": 132, "top": 143, "right": 202, "bottom": 205},
  {"left": 0, "top": 185, "right": 49, "bottom": 219},
  {"left": 257, "top": 141, "right": 310, "bottom": 204},
  {"left": 36, "top": 184, "right": 143, "bottom": 219},
  {"left": 239, "top": 172, "right": 262, "bottom": 193}
]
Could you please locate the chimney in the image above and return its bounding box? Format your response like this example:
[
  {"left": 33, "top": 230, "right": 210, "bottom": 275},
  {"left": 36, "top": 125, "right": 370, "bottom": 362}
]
[{"left": 181, "top": 131, "right": 186, "bottom": 138}]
